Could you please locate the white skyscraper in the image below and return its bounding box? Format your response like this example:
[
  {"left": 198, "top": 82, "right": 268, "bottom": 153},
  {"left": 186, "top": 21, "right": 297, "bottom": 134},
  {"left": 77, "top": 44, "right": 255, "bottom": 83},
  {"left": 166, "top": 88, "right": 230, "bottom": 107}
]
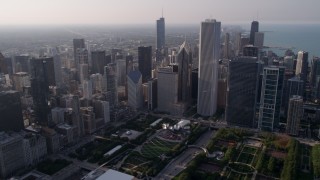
[{"left": 197, "top": 19, "right": 221, "bottom": 116}]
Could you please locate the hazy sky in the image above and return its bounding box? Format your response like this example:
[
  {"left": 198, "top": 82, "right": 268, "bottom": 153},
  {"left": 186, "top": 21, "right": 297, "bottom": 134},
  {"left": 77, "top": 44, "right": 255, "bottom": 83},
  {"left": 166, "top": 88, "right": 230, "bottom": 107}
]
[{"left": 1, "top": 0, "right": 319, "bottom": 25}]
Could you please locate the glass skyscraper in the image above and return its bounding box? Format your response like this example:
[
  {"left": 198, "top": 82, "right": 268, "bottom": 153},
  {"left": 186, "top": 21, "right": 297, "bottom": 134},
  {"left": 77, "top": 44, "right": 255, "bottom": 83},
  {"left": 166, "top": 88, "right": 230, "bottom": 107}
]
[
  {"left": 258, "top": 66, "right": 285, "bottom": 131},
  {"left": 197, "top": 19, "right": 221, "bottom": 116},
  {"left": 156, "top": 17, "right": 165, "bottom": 50}
]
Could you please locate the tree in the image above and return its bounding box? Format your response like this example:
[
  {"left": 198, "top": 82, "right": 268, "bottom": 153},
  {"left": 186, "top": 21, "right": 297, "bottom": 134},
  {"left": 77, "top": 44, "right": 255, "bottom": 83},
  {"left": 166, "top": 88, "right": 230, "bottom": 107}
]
[
  {"left": 179, "top": 172, "right": 191, "bottom": 180},
  {"left": 267, "top": 157, "right": 275, "bottom": 173}
]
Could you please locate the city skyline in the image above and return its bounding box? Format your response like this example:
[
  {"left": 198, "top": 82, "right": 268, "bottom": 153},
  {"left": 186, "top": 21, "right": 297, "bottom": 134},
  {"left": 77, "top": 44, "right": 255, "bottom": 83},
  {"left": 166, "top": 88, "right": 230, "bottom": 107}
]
[{"left": 1, "top": 0, "right": 320, "bottom": 25}]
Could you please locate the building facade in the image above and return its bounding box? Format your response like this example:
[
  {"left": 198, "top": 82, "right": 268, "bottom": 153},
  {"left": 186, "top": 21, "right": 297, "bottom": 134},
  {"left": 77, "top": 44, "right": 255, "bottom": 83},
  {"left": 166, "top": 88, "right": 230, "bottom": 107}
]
[
  {"left": 138, "top": 46, "right": 152, "bottom": 83},
  {"left": 226, "top": 57, "right": 259, "bottom": 128},
  {"left": 197, "top": 19, "right": 221, "bottom": 116},
  {"left": 286, "top": 95, "right": 303, "bottom": 136},
  {"left": 258, "top": 66, "right": 285, "bottom": 131}
]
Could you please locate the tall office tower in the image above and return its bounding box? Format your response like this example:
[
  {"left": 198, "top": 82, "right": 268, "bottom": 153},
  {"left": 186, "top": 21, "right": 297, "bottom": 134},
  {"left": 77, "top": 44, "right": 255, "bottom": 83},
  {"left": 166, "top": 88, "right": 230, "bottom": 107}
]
[
  {"left": 0, "top": 132, "right": 24, "bottom": 178},
  {"left": 125, "top": 54, "right": 134, "bottom": 97},
  {"left": 0, "top": 52, "right": 7, "bottom": 74},
  {"left": 90, "top": 73, "right": 103, "bottom": 93},
  {"left": 138, "top": 46, "right": 152, "bottom": 83},
  {"left": 127, "top": 70, "right": 143, "bottom": 110},
  {"left": 286, "top": 95, "right": 303, "bottom": 135},
  {"left": 218, "top": 61, "right": 228, "bottom": 109},
  {"left": 311, "top": 57, "right": 320, "bottom": 85},
  {"left": 93, "top": 100, "right": 110, "bottom": 124},
  {"left": 4, "top": 57, "right": 13, "bottom": 75},
  {"left": 82, "top": 79, "right": 93, "bottom": 100},
  {"left": 197, "top": 19, "right": 221, "bottom": 116},
  {"left": 157, "top": 66, "right": 179, "bottom": 114},
  {"left": 191, "top": 69, "right": 198, "bottom": 99},
  {"left": 104, "top": 64, "right": 118, "bottom": 107},
  {"left": 80, "top": 107, "right": 96, "bottom": 134},
  {"left": 295, "top": 51, "right": 308, "bottom": 84},
  {"left": 249, "top": 21, "right": 259, "bottom": 45},
  {"left": 284, "top": 56, "right": 294, "bottom": 72},
  {"left": 156, "top": 16, "right": 165, "bottom": 50},
  {"left": 13, "top": 55, "right": 29, "bottom": 73},
  {"left": 51, "top": 107, "right": 65, "bottom": 124},
  {"left": 111, "top": 49, "right": 122, "bottom": 63},
  {"left": 258, "top": 66, "right": 285, "bottom": 131},
  {"left": 79, "top": 64, "right": 89, "bottom": 84},
  {"left": 12, "top": 72, "right": 30, "bottom": 92},
  {"left": 40, "top": 57, "right": 56, "bottom": 86},
  {"left": 62, "top": 95, "right": 84, "bottom": 137},
  {"left": 53, "top": 54, "right": 62, "bottom": 87},
  {"left": 226, "top": 57, "right": 259, "bottom": 128},
  {"left": 91, "top": 51, "right": 107, "bottom": 74},
  {"left": 148, "top": 78, "right": 157, "bottom": 110},
  {"left": 75, "top": 48, "right": 89, "bottom": 80},
  {"left": 73, "top": 38, "right": 85, "bottom": 61},
  {"left": 177, "top": 41, "right": 192, "bottom": 103},
  {"left": 239, "top": 37, "right": 250, "bottom": 55},
  {"left": 0, "top": 91, "right": 24, "bottom": 131},
  {"left": 223, "top": 33, "right": 230, "bottom": 59},
  {"left": 243, "top": 45, "right": 259, "bottom": 57},
  {"left": 283, "top": 76, "right": 304, "bottom": 116},
  {"left": 254, "top": 32, "right": 264, "bottom": 49},
  {"left": 117, "top": 59, "right": 126, "bottom": 86},
  {"left": 126, "top": 54, "right": 134, "bottom": 75},
  {"left": 30, "top": 58, "right": 50, "bottom": 126}
]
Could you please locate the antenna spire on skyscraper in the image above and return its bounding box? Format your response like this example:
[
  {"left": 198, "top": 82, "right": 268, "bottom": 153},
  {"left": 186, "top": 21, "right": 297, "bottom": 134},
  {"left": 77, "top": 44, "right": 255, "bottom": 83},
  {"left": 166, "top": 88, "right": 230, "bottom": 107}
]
[{"left": 162, "top": 8, "right": 163, "bottom": 18}]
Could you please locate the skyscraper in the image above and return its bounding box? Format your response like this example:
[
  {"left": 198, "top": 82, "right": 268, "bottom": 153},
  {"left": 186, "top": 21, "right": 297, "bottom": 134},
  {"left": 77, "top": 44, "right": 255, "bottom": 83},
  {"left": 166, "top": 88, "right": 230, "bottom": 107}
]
[
  {"left": 13, "top": 55, "right": 30, "bottom": 73},
  {"left": 283, "top": 76, "right": 304, "bottom": 116},
  {"left": 258, "top": 66, "right": 285, "bottom": 131},
  {"left": 127, "top": 70, "right": 143, "bottom": 110},
  {"left": 249, "top": 21, "right": 259, "bottom": 45},
  {"left": 157, "top": 66, "right": 179, "bottom": 114},
  {"left": 226, "top": 57, "right": 259, "bottom": 128},
  {"left": 254, "top": 32, "right": 264, "bottom": 49},
  {"left": 177, "top": 41, "right": 192, "bottom": 103},
  {"left": 295, "top": 51, "right": 308, "bottom": 85},
  {"left": 138, "top": 46, "right": 152, "bottom": 83},
  {"left": 0, "top": 52, "right": 7, "bottom": 74},
  {"left": 30, "top": 58, "right": 50, "bottom": 126},
  {"left": 148, "top": 79, "right": 157, "bottom": 110},
  {"left": 223, "top": 33, "right": 230, "bottom": 59},
  {"left": 0, "top": 91, "right": 24, "bottom": 131},
  {"left": 104, "top": 64, "right": 118, "bottom": 108},
  {"left": 73, "top": 38, "right": 85, "bottom": 61},
  {"left": 91, "top": 51, "right": 107, "bottom": 75},
  {"left": 197, "top": 19, "right": 221, "bottom": 116},
  {"left": 156, "top": 17, "right": 165, "bottom": 50},
  {"left": 311, "top": 57, "right": 320, "bottom": 86},
  {"left": 75, "top": 48, "right": 89, "bottom": 72},
  {"left": 286, "top": 95, "right": 303, "bottom": 136}
]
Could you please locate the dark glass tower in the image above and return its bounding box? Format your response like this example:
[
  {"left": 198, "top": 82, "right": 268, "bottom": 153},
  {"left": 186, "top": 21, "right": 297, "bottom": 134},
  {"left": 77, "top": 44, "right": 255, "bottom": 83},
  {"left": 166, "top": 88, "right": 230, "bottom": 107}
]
[
  {"left": 226, "top": 57, "right": 260, "bottom": 128},
  {"left": 249, "top": 21, "right": 259, "bottom": 45},
  {"left": 91, "top": 51, "right": 107, "bottom": 75},
  {"left": 0, "top": 52, "right": 8, "bottom": 74},
  {"left": 138, "top": 46, "right": 152, "bottom": 83},
  {"left": 177, "top": 41, "right": 192, "bottom": 103},
  {"left": 30, "top": 58, "right": 50, "bottom": 126},
  {"left": 73, "top": 39, "right": 85, "bottom": 59},
  {"left": 156, "top": 17, "right": 165, "bottom": 50},
  {"left": 0, "top": 91, "right": 24, "bottom": 131}
]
